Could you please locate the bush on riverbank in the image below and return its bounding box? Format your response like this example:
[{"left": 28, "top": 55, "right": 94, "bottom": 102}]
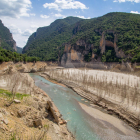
[{"left": 0, "top": 47, "right": 40, "bottom": 63}]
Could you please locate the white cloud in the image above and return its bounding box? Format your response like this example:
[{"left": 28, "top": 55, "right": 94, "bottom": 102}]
[
  {"left": 113, "top": 0, "right": 140, "bottom": 3},
  {"left": 30, "top": 13, "right": 36, "bottom": 16},
  {"left": 40, "top": 14, "right": 50, "bottom": 18},
  {"left": 77, "top": 16, "right": 91, "bottom": 19},
  {"left": 8, "top": 24, "right": 22, "bottom": 34},
  {"left": 30, "top": 25, "right": 39, "bottom": 29},
  {"left": 43, "top": 0, "right": 88, "bottom": 11},
  {"left": 54, "top": 13, "right": 66, "bottom": 18},
  {"left": 130, "top": 11, "right": 140, "bottom": 14},
  {"left": 2, "top": 17, "right": 54, "bottom": 47},
  {"left": 0, "top": 0, "right": 32, "bottom": 18},
  {"left": 22, "top": 29, "right": 34, "bottom": 36}
]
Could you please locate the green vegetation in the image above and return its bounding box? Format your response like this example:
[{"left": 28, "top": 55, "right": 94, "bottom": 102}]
[
  {"left": 84, "top": 51, "right": 92, "bottom": 62},
  {"left": 0, "top": 47, "right": 39, "bottom": 63},
  {"left": 23, "top": 17, "right": 82, "bottom": 61},
  {"left": 0, "top": 20, "right": 16, "bottom": 51},
  {"left": 101, "top": 47, "right": 120, "bottom": 62},
  {"left": 16, "top": 47, "right": 23, "bottom": 54},
  {"left": 23, "top": 12, "right": 140, "bottom": 62},
  {"left": 0, "top": 88, "right": 29, "bottom": 100}
]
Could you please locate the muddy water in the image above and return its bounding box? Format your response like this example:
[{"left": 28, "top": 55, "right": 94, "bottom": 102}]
[{"left": 30, "top": 74, "right": 140, "bottom": 140}]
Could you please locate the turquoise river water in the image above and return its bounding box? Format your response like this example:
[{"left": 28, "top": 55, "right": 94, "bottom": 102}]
[{"left": 30, "top": 74, "right": 140, "bottom": 140}]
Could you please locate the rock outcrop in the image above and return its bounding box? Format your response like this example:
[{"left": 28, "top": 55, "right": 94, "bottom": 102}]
[
  {"left": 61, "top": 39, "right": 93, "bottom": 67},
  {"left": 99, "top": 31, "right": 126, "bottom": 58},
  {"left": 0, "top": 62, "right": 48, "bottom": 75},
  {"left": 61, "top": 38, "right": 132, "bottom": 71},
  {"left": 0, "top": 72, "right": 74, "bottom": 139},
  {"left": 61, "top": 29, "right": 127, "bottom": 69}
]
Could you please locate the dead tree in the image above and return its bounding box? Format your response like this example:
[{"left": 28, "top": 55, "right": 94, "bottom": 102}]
[{"left": 6, "top": 73, "right": 22, "bottom": 106}]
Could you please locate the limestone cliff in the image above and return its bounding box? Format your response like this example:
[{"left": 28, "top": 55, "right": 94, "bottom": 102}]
[{"left": 61, "top": 30, "right": 127, "bottom": 68}]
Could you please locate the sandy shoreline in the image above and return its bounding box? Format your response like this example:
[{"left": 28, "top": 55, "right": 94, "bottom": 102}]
[{"left": 79, "top": 102, "right": 140, "bottom": 137}]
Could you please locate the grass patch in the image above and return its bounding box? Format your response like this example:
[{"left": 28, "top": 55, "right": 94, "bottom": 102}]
[
  {"left": 15, "top": 64, "right": 22, "bottom": 68},
  {"left": 135, "top": 66, "right": 140, "bottom": 68},
  {"left": 0, "top": 88, "right": 30, "bottom": 100}
]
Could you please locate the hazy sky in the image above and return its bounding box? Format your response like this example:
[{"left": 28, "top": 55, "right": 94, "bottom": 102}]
[{"left": 0, "top": 0, "right": 140, "bottom": 48}]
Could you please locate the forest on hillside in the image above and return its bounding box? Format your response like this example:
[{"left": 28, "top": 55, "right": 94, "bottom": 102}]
[
  {"left": 23, "top": 12, "right": 140, "bottom": 63},
  {"left": 0, "top": 47, "right": 39, "bottom": 63},
  {"left": 0, "top": 20, "right": 16, "bottom": 51}
]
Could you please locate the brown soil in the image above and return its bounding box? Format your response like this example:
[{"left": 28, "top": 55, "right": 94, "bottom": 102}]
[{"left": 0, "top": 92, "right": 74, "bottom": 140}]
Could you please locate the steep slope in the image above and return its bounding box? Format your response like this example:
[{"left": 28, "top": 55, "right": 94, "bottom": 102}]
[
  {"left": 23, "top": 12, "right": 140, "bottom": 63},
  {"left": 0, "top": 20, "right": 16, "bottom": 51},
  {"left": 23, "top": 17, "right": 82, "bottom": 60},
  {"left": 17, "top": 47, "right": 23, "bottom": 54}
]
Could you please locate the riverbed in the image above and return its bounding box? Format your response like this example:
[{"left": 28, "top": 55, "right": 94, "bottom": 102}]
[{"left": 30, "top": 73, "right": 140, "bottom": 140}]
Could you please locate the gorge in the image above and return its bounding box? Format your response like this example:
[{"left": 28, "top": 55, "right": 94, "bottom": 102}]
[
  {"left": 30, "top": 73, "right": 140, "bottom": 140},
  {"left": 0, "top": 11, "right": 140, "bottom": 140}
]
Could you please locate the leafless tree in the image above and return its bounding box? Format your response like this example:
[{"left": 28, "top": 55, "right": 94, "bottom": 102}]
[{"left": 6, "top": 73, "right": 23, "bottom": 106}]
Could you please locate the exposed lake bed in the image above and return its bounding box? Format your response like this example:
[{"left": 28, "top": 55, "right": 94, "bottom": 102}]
[{"left": 31, "top": 72, "right": 140, "bottom": 140}]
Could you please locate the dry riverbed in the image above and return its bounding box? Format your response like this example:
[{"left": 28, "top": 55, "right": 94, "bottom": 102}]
[
  {"left": 43, "top": 68, "right": 140, "bottom": 132},
  {"left": 0, "top": 72, "right": 74, "bottom": 140},
  {"left": 79, "top": 102, "right": 140, "bottom": 137}
]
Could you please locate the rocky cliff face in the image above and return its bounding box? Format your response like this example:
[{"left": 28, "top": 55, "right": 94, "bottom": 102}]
[
  {"left": 61, "top": 39, "right": 94, "bottom": 66},
  {"left": 61, "top": 29, "right": 127, "bottom": 67},
  {"left": 0, "top": 20, "right": 16, "bottom": 51},
  {"left": 61, "top": 31, "right": 126, "bottom": 68},
  {"left": 99, "top": 30, "right": 126, "bottom": 58}
]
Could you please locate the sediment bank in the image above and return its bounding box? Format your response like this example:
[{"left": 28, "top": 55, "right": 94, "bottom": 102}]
[
  {"left": 0, "top": 72, "right": 74, "bottom": 140},
  {"left": 41, "top": 70, "right": 140, "bottom": 132}
]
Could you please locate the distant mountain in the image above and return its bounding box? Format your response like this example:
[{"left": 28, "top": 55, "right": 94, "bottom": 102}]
[
  {"left": 0, "top": 20, "right": 16, "bottom": 51},
  {"left": 16, "top": 47, "right": 23, "bottom": 54},
  {"left": 22, "top": 16, "right": 82, "bottom": 60},
  {"left": 23, "top": 12, "right": 140, "bottom": 63}
]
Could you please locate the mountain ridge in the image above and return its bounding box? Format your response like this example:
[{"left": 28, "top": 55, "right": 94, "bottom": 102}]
[
  {"left": 23, "top": 12, "right": 140, "bottom": 63},
  {"left": 0, "top": 20, "right": 16, "bottom": 51}
]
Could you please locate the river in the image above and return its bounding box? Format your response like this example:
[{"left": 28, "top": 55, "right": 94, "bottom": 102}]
[{"left": 30, "top": 73, "right": 140, "bottom": 140}]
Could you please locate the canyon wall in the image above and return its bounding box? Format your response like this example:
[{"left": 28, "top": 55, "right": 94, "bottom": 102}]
[{"left": 61, "top": 32, "right": 130, "bottom": 71}]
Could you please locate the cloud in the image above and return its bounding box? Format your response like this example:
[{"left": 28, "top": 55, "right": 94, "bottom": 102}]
[
  {"left": 2, "top": 17, "right": 54, "bottom": 47},
  {"left": 130, "top": 11, "right": 140, "bottom": 14},
  {"left": 0, "top": 0, "right": 32, "bottom": 18},
  {"left": 8, "top": 24, "right": 22, "bottom": 34},
  {"left": 22, "top": 29, "right": 34, "bottom": 36},
  {"left": 77, "top": 16, "right": 91, "bottom": 19},
  {"left": 54, "top": 13, "right": 66, "bottom": 18},
  {"left": 113, "top": 0, "right": 140, "bottom": 3},
  {"left": 8, "top": 24, "right": 34, "bottom": 36},
  {"left": 30, "top": 25, "right": 39, "bottom": 29},
  {"left": 43, "top": 0, "right": 88, "bottom": 11},
  {"left": 40, "top": 14, "right": 50, "bottom": 18},
  {"left": 30, "top": 13, "right": 36, "bottom": 16}
]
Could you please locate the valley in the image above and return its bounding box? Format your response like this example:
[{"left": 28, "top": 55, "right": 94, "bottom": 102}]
[{"left": 0, "top": 11, "right": 140, "bottom": 140}]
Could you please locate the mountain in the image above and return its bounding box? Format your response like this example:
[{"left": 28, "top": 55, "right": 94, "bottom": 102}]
[
  {"left": 22, "top": 16, "right": 83, "bottom": 60},
  {"left": 17, "top": 47, "right": 23, "bottom": 54},
  {"left": 23, "top": 12, "right": 140, "bottom": 64},
  {"left": 0, "top": 20, "right": 16, "bottom": 51}
]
